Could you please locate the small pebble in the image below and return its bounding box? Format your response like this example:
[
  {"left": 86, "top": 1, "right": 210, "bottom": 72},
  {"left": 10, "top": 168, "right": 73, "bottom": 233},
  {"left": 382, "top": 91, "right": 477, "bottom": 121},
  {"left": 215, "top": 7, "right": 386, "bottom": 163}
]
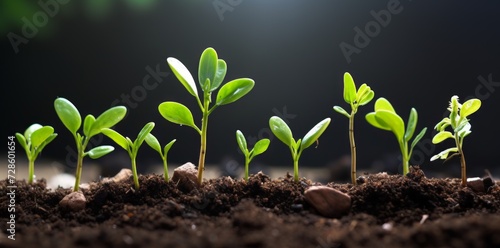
[
  {"left": 59, "top": 191, "right": 86, "bottom": 212},
  {"left": 304, "top": 186, "right": 351, "bottom": 218},
  {"left": 172, "top": 162, "right": 200, "bottom": 192}
]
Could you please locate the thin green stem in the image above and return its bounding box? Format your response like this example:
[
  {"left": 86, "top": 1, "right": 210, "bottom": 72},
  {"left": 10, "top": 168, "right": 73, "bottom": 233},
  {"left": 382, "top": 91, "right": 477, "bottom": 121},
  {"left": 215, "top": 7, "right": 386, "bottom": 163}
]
[
  {"left": 28, "top": 159, "right": 35, "bottom": 184},
  {"left": 401, "top": 142, "right": 409, "bottom": 175},
  {"left": 74, "top": 137, "right": 89, "bottom": 192},
  {"left": 349, "top": 114, "right": 357, "bottom": 185},
  {"left": 162, "top": 157, "right": 169, "bottom": 182},
  {"left": 293, "top": 156, "right": 299, "bottom": 182},
  {"left": 244, "top": 155, "right": 250, "bottom": 181},
  {"left": 455, "top": 134, "right": 467, "bottom": 186},
  {"left": 197, "top": 96, "right": 210, "bottom": 185},
  {"left": 131, "top": 156, "right": 140, "bottom": 190}
]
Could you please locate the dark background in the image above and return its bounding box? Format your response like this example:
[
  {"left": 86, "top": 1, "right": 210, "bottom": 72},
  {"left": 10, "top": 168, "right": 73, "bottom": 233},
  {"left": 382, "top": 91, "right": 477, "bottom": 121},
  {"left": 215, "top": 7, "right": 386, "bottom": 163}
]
[{"left": 2, "top": 0, "right": 500, "bottom": 178}]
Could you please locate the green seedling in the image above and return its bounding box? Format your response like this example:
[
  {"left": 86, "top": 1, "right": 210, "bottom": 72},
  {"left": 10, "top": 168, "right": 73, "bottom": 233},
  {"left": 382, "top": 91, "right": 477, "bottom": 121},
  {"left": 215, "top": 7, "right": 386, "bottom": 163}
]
[
  {"left": 269, "top": 116, "right": 331, "bottom": 182},
  {"left": 102, "top": 122, "right": 154, "bottom": 190},
  {"left": 430, "top": 95, "right": 481, "bottom": 186},
  {"left": 160, "top": 47, "right": 255, "bottom": 185},
  {"left": 236, "top": 130, "right": 270, "bottom": 181},
  {"left": 366, "top": 98, "right": 427, "bottom": 175},
  {"left": 54, "top": 97, "right": 127, "bottom": 191},
  {"left": 145, "top": 133, "right": 176, "bottom": 182},
  {"left": 333, "top": 72, "right": 375, "bottom": 185},
  {"left": 15, "top": 124, "right": 58, "bottom": 184}
]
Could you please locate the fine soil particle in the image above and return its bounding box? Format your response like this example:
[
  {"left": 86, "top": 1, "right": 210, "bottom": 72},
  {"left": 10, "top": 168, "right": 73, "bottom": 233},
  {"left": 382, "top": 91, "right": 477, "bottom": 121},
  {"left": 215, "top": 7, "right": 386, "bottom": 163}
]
[{"left": 1, "top": 166, "right": 500, "bottom": 248}]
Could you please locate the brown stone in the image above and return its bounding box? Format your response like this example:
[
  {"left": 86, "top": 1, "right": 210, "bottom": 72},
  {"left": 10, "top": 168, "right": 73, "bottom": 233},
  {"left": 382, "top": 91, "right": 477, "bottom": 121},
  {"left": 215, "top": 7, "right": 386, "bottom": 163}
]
[
  {"left": 102, "top": 168, "right": 133, "bottom": 184},
  {"left": 304, "top": 186, "right": 351, "bottom": 218},
  {"left": 172, "top": 162, "right": 199, "bottom": 192},
  {"left": 59, "top": 191, "right": 86, "bottom": 212}
]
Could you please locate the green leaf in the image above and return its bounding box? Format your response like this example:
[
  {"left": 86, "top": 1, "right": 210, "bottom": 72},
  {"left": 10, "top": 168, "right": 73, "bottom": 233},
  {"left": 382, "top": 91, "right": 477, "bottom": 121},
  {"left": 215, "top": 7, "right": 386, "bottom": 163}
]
[
  {"left": 333, "top": 106, "right": 350, "bottom": 118},
  {"left": 101, "top": 128, "right": 128, "bottom": 150},
  {"left": 409, "top": 127, "right": 427, "bottom": 157},
  {"left": 163, "top": 139, "right": 176, "bottom": 156},
  {"left": 375, "top": 110, "right": 405, "bottom": 142},
  {"left": 167, "top": 57, "right": 198, "bottom": 97},
  {"left": 430, "top": 147, "right": 458, "bottom": 161},
  {"left": 366, "top": 112, "right": 391, "bottom": 131},
  {"left": 87, "top": 145, "right": 115, "bottom": 159},
  {"left": 198, "top": 47, "right": 218, "bottom": 90},
  {"left": 434, "top": 118, "right": 451, "bottom": 131},
  {"left": 134, "top": 122, "right": 155, "bottom": 149},
  {"left": 236, "top": 130, "right": 248, "bottom": 154},
  {"left": 83, "top": 115, "right": 96, "bottom": 137},
  {"left": 269, "top": 116, "right": 294, "bottom": 148},
  {"left": 357, "top": 86, "right": 374, "bottom": 106},
  {"left": 343, "top": 72, "right": 356, "bottom": 104},
  {"left": 301, "top": 118, "right": 331, "bottom": 150},
  {"left": 31, "top": 126, "right": 55, "bottom": 148},
  {"left": 211, "top": 59, "right": 227, "bottom": 91},
  {"left": 460, "top": 98, "right": 481, "bottom": 118},
  {"left": 374, "top": 98, "right": 396, "bottom": 113},
  {"left": 404, "top": 108, "right": 418, "bottom": 143},
  {"left": 36, "top": 133, "right": 57, "bottom": 154},
  {"left": 158, "top": 102, "right": 198, "bottom": 131},
  {"left": 54, "top": 98, "right": 81, "bottom": 135},
  {"left": 145, "top": 133, "right": 162, "bottom": 155},
  {"left": 24, "top": 124, "right": 42, "bottom": 141},
  {"left": 15, "top": 133, "right": 28, "bottom": 152},
  {"left": 252, "top": 139, "right": 270, "bottom": 157},
  {"left": 89, "top": 106, "right": 127, "bottom": 137},
  {"left": 216, "top": 78, "right": 255, "bottom": 106},
  {"left": 432, "top": 131, "right": 454, "bottom": 144}
]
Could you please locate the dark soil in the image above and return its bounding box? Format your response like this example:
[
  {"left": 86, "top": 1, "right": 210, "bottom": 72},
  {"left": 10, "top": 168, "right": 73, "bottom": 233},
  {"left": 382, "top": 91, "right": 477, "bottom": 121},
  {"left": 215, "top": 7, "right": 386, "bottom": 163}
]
[{"left": 1, "top": 166, "right": 500, "bottom": 248}]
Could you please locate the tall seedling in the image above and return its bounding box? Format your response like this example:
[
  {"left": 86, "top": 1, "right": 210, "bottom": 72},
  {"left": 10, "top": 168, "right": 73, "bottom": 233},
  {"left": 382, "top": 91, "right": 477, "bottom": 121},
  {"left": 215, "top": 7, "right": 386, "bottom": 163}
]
[{"left": 160, "top": 47, "right": 255, "bottom": 185}]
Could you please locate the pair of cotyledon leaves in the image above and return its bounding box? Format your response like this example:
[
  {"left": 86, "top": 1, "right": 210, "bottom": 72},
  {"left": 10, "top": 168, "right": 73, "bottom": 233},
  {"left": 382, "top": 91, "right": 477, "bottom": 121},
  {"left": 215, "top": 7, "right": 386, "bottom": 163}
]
[
  {"left": 54, "top": 98, "right": 127, "bottom": 159},
  {"left": 236, "top": 130, "right": 270, "bottom": 161},
  {"left": 333, "top": 72, "right": 375, "bottom": 118},
  {"left": 16, "top": 124, "right": 57, "bottom": 161},
  {"left": 430, "top": 96, "right": 481, "bottom": 161},
  {"left": 159, "top": 47, "right": 255, "bottom": 132}
]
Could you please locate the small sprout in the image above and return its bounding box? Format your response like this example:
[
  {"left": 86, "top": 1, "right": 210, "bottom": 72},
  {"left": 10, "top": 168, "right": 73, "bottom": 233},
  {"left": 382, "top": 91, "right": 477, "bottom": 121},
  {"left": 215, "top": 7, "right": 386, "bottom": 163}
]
[
  {"left": 269, "top": 116, "right": 331, "bottom": 182},
  {"left": 160, "top": 47, "right": 255, "bottom": 185},
  {"left": 102, "top": 122, "right": 155, "bottom": 190},
  {"left": 145, "top": 133, "right": 176, "bottom": 182},
  {"left": 366, "top": 98, "right": 427, "bottom": 175},
  {"left": 236, "top": 130, "right": 270, "bottom": 181},
  {"left": 430, "top": 95, "right": 481, "bottom": 186},
  {"left": 333, "top": 72, "right": 375, "bottom": 185},
  {"left": 16, "top": 124, "right": 58, "bottom": 184},
  {"left": 54, "top": 97, "right": 127, "bottom": 191}
]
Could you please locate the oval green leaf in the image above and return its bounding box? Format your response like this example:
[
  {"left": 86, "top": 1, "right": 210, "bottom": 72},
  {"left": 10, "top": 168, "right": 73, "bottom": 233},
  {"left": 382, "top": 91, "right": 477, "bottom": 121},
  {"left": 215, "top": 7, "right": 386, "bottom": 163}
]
[
  {"left": 333, "top": 106, "right": 350, "bottom": 118},
  {"left": 198, "top": 47, "right": 218, "bottom": 90},
  {"left": 15, "top": 133, "right": 28, "bottom": 152},
  {"left": 404, "top": 108, "right": 418, "bottom": 142},
  {"left": 374, "top": 97, "right": 396, "bottom": 113},
  {"left": 101, "top": 128, "right": 128, "bottom": 150},
  {"left": 343, "top": 72, "right": 356, "bottom": 104},
  {"left": 87, "top": 145, "right": 115, "bottom": 159},
  {"left": 430, "top": 147, "right": 458, "bottom": 161},
  {"left": 358, "top": 88, "right": 374, "bottom": 106},
  {"left": 269, "top": 116, "right": 294, "bottom": 148},
  {"left": 211, "top": 59, "right": 227, "bottom": 91},
  {"left": 236, "top": 130, "right": 248, "bottom": 154},
  {"left": 145, "top": 133, "right": 162, "bottom": 155},
  {"left": 158, "top": 102, "right": 198, "bottom": 131},
  {"left": 24, "top": 123, "right": 43, "bottom": 141},
  {"left": 375, "top": 110, "right": 405, "bottom": 142},
  {"left": 252, "top": 139, "right": 270, "bottom": 157},
  {"left": 216, "top": 78, "right": 255, "bottom": 106},
  {"left": 432, "top": 131, "right": 453, "bottom": 144},
  {"left": 83, "top": 114, "right": 96, "bottom": 137},
  {"left": 366, "top": 112, "right": 391, "bottom": 131},
  {"left": 460, "top": 98, "right": 481, "bottom": 118},
  {"left": 37, "top": 133, "right": 57, "bottom": 153},
  {"left": 301, "top": 118, "right": 331, "bottom": 151},
  {"left": 54, "top": 98, "right": 81, "bottom": 135},
  {"left": 134, "top": 122, "right": 155, "bottom": 149},
  {"left": 31, "top": 126, "right": 55, "bottom": 148},
  {"left": 167, "top": 57, "right": 198, "bottom": 97},
  {"left": 89, "top": 106, "right": 127, "bottom": 137},
  {"left": 164, "top": 139, "right": 177, "bottom": 156}
]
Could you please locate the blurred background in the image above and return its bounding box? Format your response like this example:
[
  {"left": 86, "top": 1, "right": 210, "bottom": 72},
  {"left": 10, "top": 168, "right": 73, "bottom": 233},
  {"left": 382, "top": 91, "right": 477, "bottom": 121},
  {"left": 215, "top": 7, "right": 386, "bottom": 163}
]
[{"left": 2, "top": 0, "right": 500, "bottom": 183}]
